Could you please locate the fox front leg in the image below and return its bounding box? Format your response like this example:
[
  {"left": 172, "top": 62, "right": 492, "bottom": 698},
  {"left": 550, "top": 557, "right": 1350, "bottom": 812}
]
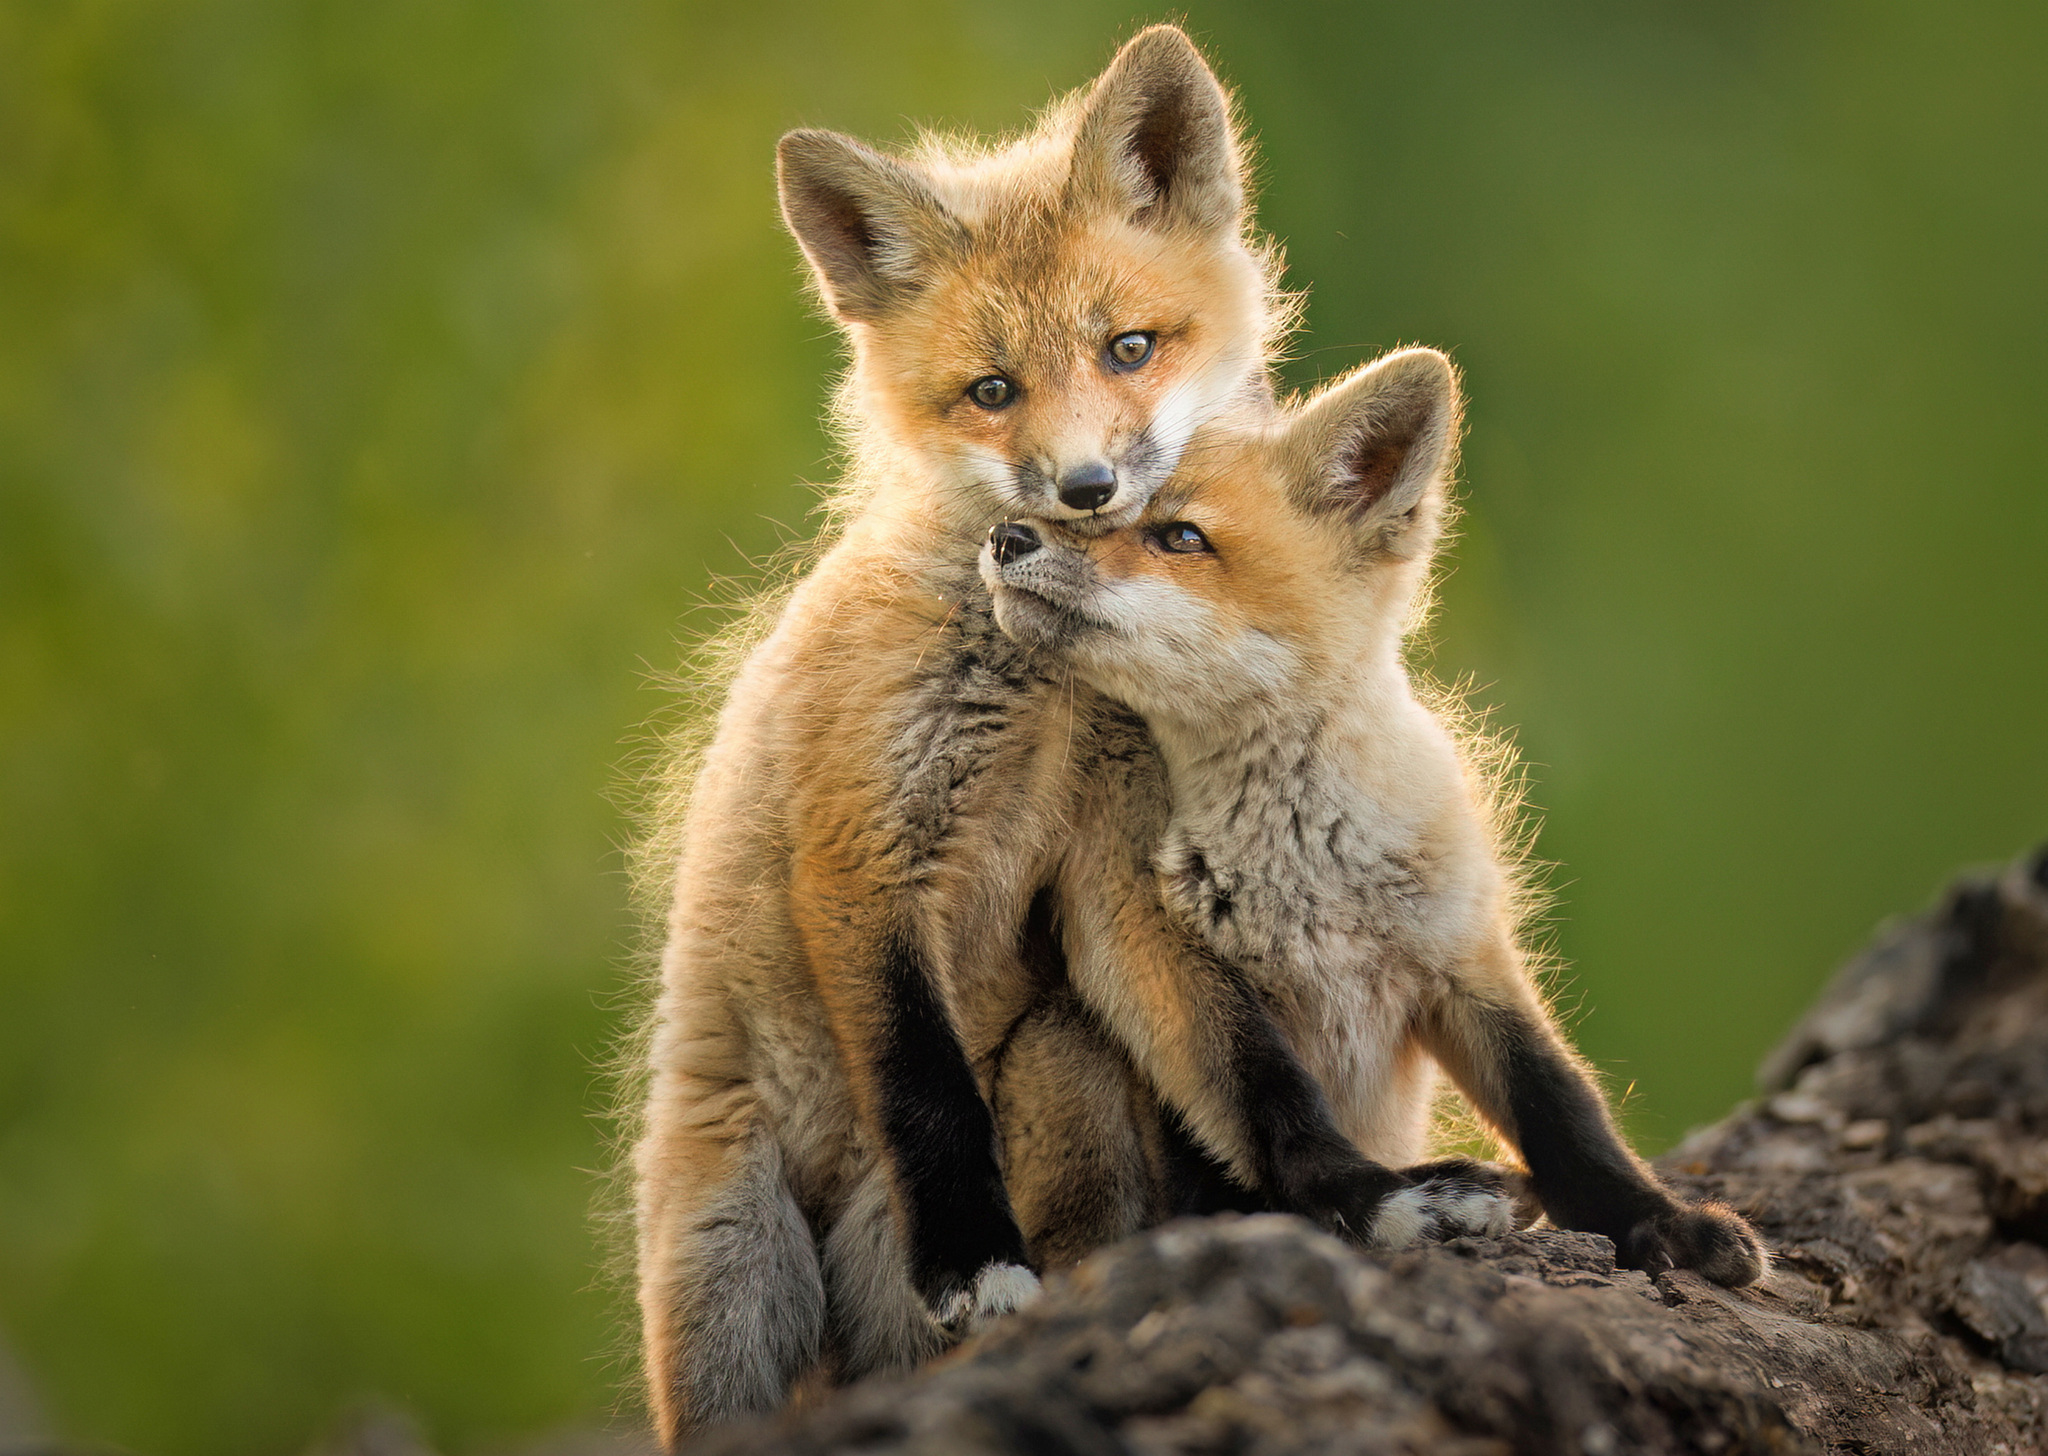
[
  {"left": 1053, "top": 754, "right": 1515, "bottom": 1250},
  {"left": 1197, "top": 951, "right": 1519, "bottom": 1248},
  {"left": 796, "top": 892, "right": 1039, "bottom": 1337},
  {"left": 1065, "top": 884, "right": 1516, "bottom": 1249},
  {"left": 1422, "top": 953, "right": 1767, "bottom": 1286}
]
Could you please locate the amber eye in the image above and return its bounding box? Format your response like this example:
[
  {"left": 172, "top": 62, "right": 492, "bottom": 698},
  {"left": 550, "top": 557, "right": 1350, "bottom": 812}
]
[
  {"left": 1155, "top": 522, "right": 1212, "bottom": 554},
  {"left": 968, "top": 375, "right": 1018, "bottom": 409},
  {"left": 1107, "top": 331, "right": 1155, "bottom": 371}
]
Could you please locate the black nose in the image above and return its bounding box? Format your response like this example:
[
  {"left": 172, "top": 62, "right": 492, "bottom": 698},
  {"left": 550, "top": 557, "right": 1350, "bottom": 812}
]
[
  {"left": 988, "top": 521, "right": 1042, "bottom": 565},
  {"left": 1057, "top": 461, "right": 1117, "bottom": 512}
]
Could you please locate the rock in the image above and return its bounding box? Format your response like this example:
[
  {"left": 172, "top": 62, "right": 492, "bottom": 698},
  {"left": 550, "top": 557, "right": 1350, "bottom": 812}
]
[{"left": 681, "top": 843, "right": 2048, "bottom": 1454}]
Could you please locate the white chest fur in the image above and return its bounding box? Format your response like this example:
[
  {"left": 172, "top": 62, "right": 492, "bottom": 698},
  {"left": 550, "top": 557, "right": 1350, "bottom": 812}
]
[{"left": 1149, "top": 699, "right": 1494, "bottom": 1160}]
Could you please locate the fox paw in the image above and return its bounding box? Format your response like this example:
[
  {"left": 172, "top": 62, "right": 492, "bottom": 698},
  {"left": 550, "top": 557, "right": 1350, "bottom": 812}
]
[
  {"left": 1620, "top": 1200, "right": 1768, "bottom": 1287},
  {"left": 935, "top": 1261, "right": 1041, "bottom": 1337},
  {"left": 1405, "top": 1157, "right": 1542, "bottom": 1228},
  {"left": 1367, "top": 1162, "right": 1520, "bottom": 1249}
]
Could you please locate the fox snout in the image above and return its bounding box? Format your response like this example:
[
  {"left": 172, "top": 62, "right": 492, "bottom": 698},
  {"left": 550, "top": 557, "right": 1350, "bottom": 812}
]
[
  {"left": 980, "top": 520, "right": 1102, "bottom": 655},
  {"left": 1016, "top": 453, "right": 1148, "bottom": 528},
  {"left": 987, "top": 521, "right": 1043, "bottom": 564},
  {"left": 1057, "top": 462, "right": 1116, "bottom": 513}
]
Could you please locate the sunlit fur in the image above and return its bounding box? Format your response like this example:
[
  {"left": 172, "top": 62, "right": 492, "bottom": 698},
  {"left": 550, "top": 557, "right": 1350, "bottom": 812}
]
[
  {"left": 785, "top": 41, "right": 1294, "bottom": 532},
  {"left": 629, "top": 27, "right": 1294, "bottom": 1448},
  {"left": 985, "top": 351, "right": 1499, "bottom": 1164},
  {"left": 835, "top": 202, "right": 1281, "bottom": 530},
  {"left": 982, "top": 347, "right": 1768, "bottom": 1284}
]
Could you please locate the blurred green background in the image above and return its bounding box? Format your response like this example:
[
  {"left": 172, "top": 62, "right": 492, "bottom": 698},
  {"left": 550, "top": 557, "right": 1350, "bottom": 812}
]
[{"left": 2, "top": 1, "right": 2043, "bottom": 1451}]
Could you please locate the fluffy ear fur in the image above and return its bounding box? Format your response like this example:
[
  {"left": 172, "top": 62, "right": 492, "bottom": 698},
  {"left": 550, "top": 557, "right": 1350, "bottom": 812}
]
[
  {"left": 776, "top": 130, "right": 964, "bottom": 322},
  {"left": 1068, "top": 25, "right": 1244, "bottom": 236},
  {"left": 1283, "top": 348, "right": 1463, "bottom": 556}
]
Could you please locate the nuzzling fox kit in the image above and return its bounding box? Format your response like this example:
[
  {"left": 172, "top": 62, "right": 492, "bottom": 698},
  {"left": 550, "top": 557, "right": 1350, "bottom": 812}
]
[
  {"left": 634, "top": 28, "right": 1297, "bottom": 1445},
  {"left": 980, "top": 348, "right": 1769, "bottom": 1283}
]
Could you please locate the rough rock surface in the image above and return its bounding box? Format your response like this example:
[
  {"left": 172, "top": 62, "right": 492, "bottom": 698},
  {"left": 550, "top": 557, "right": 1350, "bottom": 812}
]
[{"left": 685, "top": 845, "right": 2048, "bottom": 1455}]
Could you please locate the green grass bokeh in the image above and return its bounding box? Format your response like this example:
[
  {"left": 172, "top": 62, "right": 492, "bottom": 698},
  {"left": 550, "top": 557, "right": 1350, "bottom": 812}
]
[{"left": 3, "top": 2, "right": 2043, "bottom": 1450}]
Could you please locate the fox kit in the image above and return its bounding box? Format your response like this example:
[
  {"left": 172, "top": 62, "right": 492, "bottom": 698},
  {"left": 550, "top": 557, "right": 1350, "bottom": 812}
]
[
  {"left": 979, "top": 348, "right": 1769, "bottom": 1284},
  {"left": 633, "top": 28, "right": 1303, "bottom": 1445}
]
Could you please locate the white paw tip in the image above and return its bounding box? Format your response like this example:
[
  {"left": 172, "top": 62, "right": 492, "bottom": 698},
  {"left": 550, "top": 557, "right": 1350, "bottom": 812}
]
[
  {"left": 937, "top": 1262, "right": 1041, "bottom": 1335},
  {"left": 971, "top": 1262, "right": 1041, "bottom": 1327},
  {"left": 1369, "top": 1181, "right": 1515, "bottom": 1248},
  {"left": 1445, "top": 1186, "right": 1517, "bottom": 1238},
  {"left": 1368, "top": 1186, "right": 1432, "bottom": 1249}
]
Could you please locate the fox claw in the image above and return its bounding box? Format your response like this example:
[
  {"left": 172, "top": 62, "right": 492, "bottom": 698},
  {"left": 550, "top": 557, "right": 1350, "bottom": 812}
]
[{"left": 1621, "top": 1200, "right": 1768, "bottom": 1287}]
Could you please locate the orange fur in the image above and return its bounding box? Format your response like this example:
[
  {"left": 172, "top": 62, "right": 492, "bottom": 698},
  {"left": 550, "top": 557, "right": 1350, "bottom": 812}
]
[
  {"left": 629, "top": 27, "right": 1295, "bottom": 1445},
  {"left": 982, "top": 349, "right": 1768, "bottom": 1289}
]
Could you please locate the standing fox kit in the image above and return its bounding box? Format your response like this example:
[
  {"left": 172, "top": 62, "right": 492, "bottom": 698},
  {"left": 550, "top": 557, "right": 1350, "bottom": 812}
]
[
  {"left": 980, "top": 348, "right": 1768, "bottom": 1283},
  {"left": 635, "top": 28, "right": 1303, "bottom": 1445}
]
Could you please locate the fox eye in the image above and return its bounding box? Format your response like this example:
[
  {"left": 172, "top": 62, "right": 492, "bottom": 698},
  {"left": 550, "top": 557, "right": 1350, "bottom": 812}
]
[
  {"left": 968, "top": 375, "right": 1018, "bottom": 410},
  {"left": 1154, "top": 522, "right": 1212, "bottom": 555},
  {"left": 1107, "top": 331, "right": 1155, "bottom": 371}
]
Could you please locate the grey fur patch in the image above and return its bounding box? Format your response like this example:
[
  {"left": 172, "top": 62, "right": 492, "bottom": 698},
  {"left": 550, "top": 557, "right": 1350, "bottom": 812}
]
[
  {"left": 671, "top": 1138, "right": 824, "bottom": 1426},
  {"left": 821, "top": 1164, "right": 947, "bottom": 1380},
  {"left": 884, "top": 587, "right": 1057, "bottom": 874},
  {"left": 1156, "top": 713, "right": 1438, "bottom": 973}
]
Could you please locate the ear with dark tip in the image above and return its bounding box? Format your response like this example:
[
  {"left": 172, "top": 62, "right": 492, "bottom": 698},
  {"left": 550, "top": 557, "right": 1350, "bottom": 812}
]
[
  {"left": 776, "top": 129, "right": 964, "bottom": 322},
  {"left": 1069, "top": 25, "right": 1243, "bottom": 235},
  {"left": 1286, "top": 348, "right": 1463, "bottom": 553}
]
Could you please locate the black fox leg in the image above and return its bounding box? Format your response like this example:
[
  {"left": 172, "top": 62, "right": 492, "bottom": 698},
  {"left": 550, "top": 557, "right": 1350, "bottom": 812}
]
[
  {"left": 1202, "top": 956, "right": 1515, "bottom": 1246},
  {"left": 1155, "top": 1101, "right": 1269, "bottom": 1218},
  {"left": 1424, "top": 975, "right": 1766, "bottom": 1286},
  {"left": 863, "top": 930, "right": 1037, "bottom": 1327}
]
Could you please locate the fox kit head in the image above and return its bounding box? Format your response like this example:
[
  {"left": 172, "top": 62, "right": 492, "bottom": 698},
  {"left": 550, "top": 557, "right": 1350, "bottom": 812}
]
[
  {"left": 777, "top": 26, "right": 1289, "bottom": 534},
  {"left": 979, "top": 348, "right": 1463, "bottom": 735}
]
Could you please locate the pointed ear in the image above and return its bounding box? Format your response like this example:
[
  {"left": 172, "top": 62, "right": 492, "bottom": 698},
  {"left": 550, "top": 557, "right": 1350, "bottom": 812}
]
[
  {"left": 776, "top": 129, "right": 965, "bottom": 323},
  {"left": 1069, "top": 25, "right": 1243, "bottom": 235},
  {"left": 1284, "top": 348, "right": 1463, "bottom": 554}
]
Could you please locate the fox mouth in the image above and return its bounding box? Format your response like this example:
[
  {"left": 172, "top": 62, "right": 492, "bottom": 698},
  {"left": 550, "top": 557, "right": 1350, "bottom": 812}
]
[
  {"left": 1051, "top": 511, "right": 1127, "bottom": 539},
  {"left": 991, "top": 580, "right": 1074, "bottom": 623},
  {"left": 978, "top": 519, "right": 1122, "bottom": 654},
  {"left": 984, "top": 578, "right": 1113, "bottom": 652},
  {"left": 1005, "top": 464, "right": 1151, "bottom": 536},
  {"left": 1013, "top": 492, "right": 1139, "bottom": 538}
]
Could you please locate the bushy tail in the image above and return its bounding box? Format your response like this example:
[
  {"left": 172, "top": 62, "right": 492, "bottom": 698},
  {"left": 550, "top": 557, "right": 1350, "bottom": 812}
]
[{"left": 642, "top": 1131, "right": 823, "bottom": 1447}]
